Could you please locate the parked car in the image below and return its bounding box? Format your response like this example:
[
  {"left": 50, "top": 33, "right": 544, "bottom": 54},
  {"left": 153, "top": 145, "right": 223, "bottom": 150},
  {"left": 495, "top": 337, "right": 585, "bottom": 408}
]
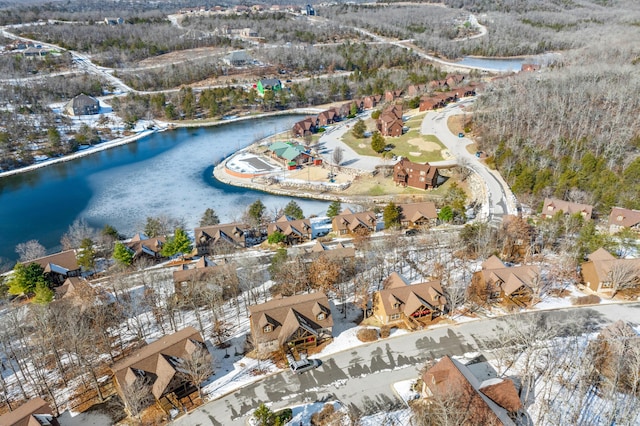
[
  {"left": 405, "top": 229, "right": 419, "bottom": 236},
  {"left": 289, "top": 358, "right": 321, "bottom": 374}
]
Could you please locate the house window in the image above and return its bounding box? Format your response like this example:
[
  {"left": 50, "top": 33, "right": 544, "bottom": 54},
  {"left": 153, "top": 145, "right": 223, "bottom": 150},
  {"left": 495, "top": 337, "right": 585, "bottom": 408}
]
[
  {"left": 263, "top": 325, "right": 272, "bottom": 333},
  {"left": 420, "top": 171, "right": 426, "bottom": 176},
  {"left": 547, "top": 206, "right": 554, "bottom": 211},
  {"left": 317, "top": 313, "right": 325, "bottom": 321},
  {"left": 491, "top": 292, "right": 501, "bottom": 299},
  {"left": 601, "top": 281, "right": 612, "bottom": 288},
  {"left": 393, "top": 302, "right": 400, "bottom": 309},
  {"left": 419, "top": 177, "right": 425, "bottom": 182},
  {"left": 390, "top": 313, "right": 401, "bottom": 321},
  {"left": 617, "top": 215, "right": 624, "bottom": 221}
]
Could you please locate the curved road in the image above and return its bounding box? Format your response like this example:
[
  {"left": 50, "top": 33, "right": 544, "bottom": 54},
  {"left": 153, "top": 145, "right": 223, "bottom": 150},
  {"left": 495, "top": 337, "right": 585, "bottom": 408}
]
[
  {"left": 174, "top": 303, "right": 639, "bottom": 426},
  {"left": 422, "top": 98, "right": 518, "bottom": 223}
]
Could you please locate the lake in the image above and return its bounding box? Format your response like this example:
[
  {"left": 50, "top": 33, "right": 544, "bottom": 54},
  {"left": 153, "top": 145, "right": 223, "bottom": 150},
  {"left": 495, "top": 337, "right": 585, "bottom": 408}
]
[{"left": 0, "top": 115, "right": 330, "bottom": 265}]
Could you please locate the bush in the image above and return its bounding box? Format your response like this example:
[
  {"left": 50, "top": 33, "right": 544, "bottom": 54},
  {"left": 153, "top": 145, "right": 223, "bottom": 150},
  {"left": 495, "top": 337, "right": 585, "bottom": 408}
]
[
  {"left": 357, "top": 328, "right": 379, "bottom": 342},
  {"left": 572, "top": 294, "right": 601, "bottom": 305},
  {"left": 380, "top": 325, "right": 391, "bottom": 339},
  {"left": 371, "top": 109, "right": 381, "bottom": 120},
  {"left": 311, "top": 404, "right": 336, "bottom": 426}
]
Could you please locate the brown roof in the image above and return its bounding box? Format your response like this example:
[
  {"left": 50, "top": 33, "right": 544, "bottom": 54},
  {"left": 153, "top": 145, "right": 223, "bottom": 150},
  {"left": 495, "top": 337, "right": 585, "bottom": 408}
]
[
  {"left": 248, "top": 292, "right": 333, "bottom": 346},
  {"left": 26, "top": 250, "right": 79, "bottom": 274},
  {"left": 267, "top": 215, "right": 312, "bottom": 238},
  {"left": 422, "top": 356, "right": 518, "bottom": 425},
  {"left": 0, "top": 397, "right": 54, "bottom": 426},
  {"left": 478, "top": 256, "right": 539, "bottom": 296},
  {"left": 580, "top": 249, "right": 640, "bottom": 291},
  {"left": 307, "top": 241, "right": 355, "bottom": 260},
  {"left": 397, "top": 202, "right": 437, "bottom": 223},
  {"left": 195, "top": 223, "right": 247, "bottom": 248},
  {"left": 172, "top": 264, "right": 221, "bottom": 284},
  {"left": 127, "top": 236, "right": 165, "bottom": 257},
  {"left": 378, "top": 273, "right": 446, "bottom": 316},
  {"left": 111, "top": 327, "right": 205, "bottom": 400},
  {"left": 542, "top": 198, "right": 593, "bottom": 220},
  {"left": 609, "top": 207, "right": 640, "bottom": 229},
  {"left": 332, "top": 209, "right": 377, "bottom": 233}
]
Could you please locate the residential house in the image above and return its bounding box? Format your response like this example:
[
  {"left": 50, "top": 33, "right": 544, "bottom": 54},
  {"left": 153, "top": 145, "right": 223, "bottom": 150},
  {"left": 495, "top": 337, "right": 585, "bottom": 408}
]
[
  {"left": 384, "top": 89, "right": 404, "bottom": 102},
  {"left": 267, "top": 141, "right": 311, "bottom": 166},
  {"left": 54, "top": 276, "right": 104, "bottom": 309},
  {"left": 541, "top": 198, "right": 593, "bottom": 220},
  {"left": 316, "top": 109, "right": 337, "bottom": 127},
  {"left": 0, "top": 397, "right": 59, "bottom": 426},
  {"left": 248, "top": 292, "right": 333, "bottom": 355},
  {"left": 373, "top": 272, "right": 446, "bottom": 327},
  {"left": 173, "top": 258, "right": 238, "bottom": 298},
  {"left": 26, "top": 250, "right": 81, "bottom": 285},
  {"left": 257, "top": 78, "right": 282, "bottom": 96},
  {"left": 339, "top": 100, "right": 361, "bottom": 118},
  {"left": 407, "top": 84, "right": 427, "bottom": 97},
  {"left": 377, "top": 104, "right": 403, "bottom": 137},
  {"left": 471, "top": 255, "right": 540, "bottom": 307},
  {"left": 521, "top": 64, "right": 540, "bottom": 72},
  {"left": 393, "top": 158, "right": 440, "bottom": 190},
  {"left": 445, "top": 74, "right": 465, "bottom": 88},
  {"left": 22, "top": 46, "right": 49, "bottom": 58},
  {"left": 292, "top": 117, "right": 317, "bottom": 137},
  {"left": 397, "top": 202, "right": 438, "bottom": 228},
  {"left": 64, "top": 94, "right": 100, "bottom": 116},
  {"left": 126, "top": 234, "right": 165, "bottom": 260},
  {"left": 421, "top": 356, "right": 522, "bottom": 425},
  {"left": 194, "top": 223, "right": 248, "bottom": 255},
  {"left": 267, "top": 215, "right": 312, "bottom": 245},
  {"left": 580, "top": 248, "right": 640, "bottom": 296},
  {"left": 223, "top": 50, "right": 252, "bottom": 67},
  {"left": 608, "top": 207, "right": 640, "bottom": 234},
  {"left": 111, "top": 327, "right": 209, "bottom": 414},
  {"left": 331, "top": 208, "right": 377, "bottom": 235},
  {"left": 363, "top": 94, "right": 383, "bottom": 109},
  {"left": 307, "top": 241, "right": 356, "bottom": 260}
]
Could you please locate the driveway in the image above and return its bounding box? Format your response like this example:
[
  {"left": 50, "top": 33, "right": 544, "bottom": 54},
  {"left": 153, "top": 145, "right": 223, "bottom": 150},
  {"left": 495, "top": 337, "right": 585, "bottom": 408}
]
[
  {"left": 173, "top": 303, "right": 639, "bottom": 426},
  {"left": 421, "top": 99, "right": 518, "bottom": 222}
]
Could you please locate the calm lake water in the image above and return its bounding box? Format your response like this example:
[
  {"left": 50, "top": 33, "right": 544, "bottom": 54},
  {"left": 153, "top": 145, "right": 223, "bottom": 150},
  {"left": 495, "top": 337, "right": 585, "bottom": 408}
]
[{"left": 0, "top": 115, "right": 330, "bottom": 264}]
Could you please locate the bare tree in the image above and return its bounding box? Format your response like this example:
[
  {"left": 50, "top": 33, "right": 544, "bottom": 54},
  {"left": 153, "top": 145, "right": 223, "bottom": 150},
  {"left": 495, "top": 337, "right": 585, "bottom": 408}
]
[
  {"left": 177, "top": 345, "right": 214, "bottom": 400},
  {"left": 332, "top": 146, "right": 344, "bottom": 167},
  {"left": 121, "top": 376, "right": 153, "bottom": 423},
  {"left": 15, "top": 240, "right": 46, "bottom": 262},
  {"left": 61, "top": 218, "right": 97, "bottom": 250},
  {"left": 609, "top": 261, "right": 640, "bottom": 298}
]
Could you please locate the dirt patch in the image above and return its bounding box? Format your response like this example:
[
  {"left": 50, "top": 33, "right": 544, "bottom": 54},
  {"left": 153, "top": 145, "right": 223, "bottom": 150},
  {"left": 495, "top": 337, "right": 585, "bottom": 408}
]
[
  {"left": 135, "top": 46, "right": 226, "bottom": 68},
  {"left": 407, "top": 138, "right": 441, "bottom": 152},
  {"left": 409, "top": 151, "right": 421, "bottom": 156},
  {"left": 358, "top": 143, "right": 367, "bottom": 148}
]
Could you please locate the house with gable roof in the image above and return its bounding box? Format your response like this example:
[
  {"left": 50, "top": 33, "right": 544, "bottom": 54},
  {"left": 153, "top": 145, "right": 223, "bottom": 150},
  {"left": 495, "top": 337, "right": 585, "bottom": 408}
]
[
  {"left": 248, "top": 292, "right": 333, "bottom": 355},
  {"left": 292, "top": 117, "right": 317, "bottom": 137},
  {"left": 0, "top": 397, "right": 59, "bottom": 426},
  {"left": 377, "top": 104, "right": 403, "bottom": 137},
  {"left": 267, "top": 141, "right": 312, "bottom": 167},
  {"left": 64, "top": 93, "right": 100, "bottom": 116},
  {"left": 331, "top": 208, "right": 377, "bottom": 236},
  {"left": 421, "top": 356, "right": 522, "bottom": 425},
  {"left": 126, "top": 233, "right": 166, "bottom": 260},
  {"left": 608, "top": 207, "right": 640, "bottom": 234},
  {"left": 111, "top": 327, "right": 209, "bottom": 414},
  {"left": 471, "top": 255, "right": 540, "bottom": 307},
  {"left": 393, "top": 158, "right": 440, "bottom": 190},
  {"left": 194, "top": 223, "right": 248, "bottom": 255},
  {"left": 580, "top": 248, "right": 640, "bottom": 296},
  {"left": 397, "top": 202, "right": 438, "bottom": 228},
  {"left": 173, "top": 257, "right": 238, "bottom": 298},
  {"left": 25, "top": 249, "right": 81, "bottom": 285},
  {"left": 307, "top": 241, "right": 355, "bottom": 260},
  {"left": 372, "top": 272, "right": 446, "bottom": 327},
  {"left": 541, "top": 198, "right": 593, "bottom": 220},
  {"left": 257, "top": 78, "right": 281, "bottom": 96},
  {"left": 267, "top": 215, "right": 312, "bottom": 245}
]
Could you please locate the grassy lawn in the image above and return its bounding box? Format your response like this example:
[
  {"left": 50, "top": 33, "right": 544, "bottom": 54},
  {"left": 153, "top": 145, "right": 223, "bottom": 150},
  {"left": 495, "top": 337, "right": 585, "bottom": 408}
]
[{"left": 340, "top": 113, "right": 446, "bottom": 163}]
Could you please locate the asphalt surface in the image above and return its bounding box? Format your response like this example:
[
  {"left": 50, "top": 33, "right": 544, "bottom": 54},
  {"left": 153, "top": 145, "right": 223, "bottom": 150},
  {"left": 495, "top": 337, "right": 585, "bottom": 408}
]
[{"left": 174, "top": 303, "right": 640, "bottom": 426}]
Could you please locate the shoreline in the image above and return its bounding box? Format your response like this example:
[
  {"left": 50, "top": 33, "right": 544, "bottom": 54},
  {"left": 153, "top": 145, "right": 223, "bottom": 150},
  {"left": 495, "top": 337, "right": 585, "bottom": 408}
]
[{"left": 0, "top": 108, "right": 322, "bottom": 180}]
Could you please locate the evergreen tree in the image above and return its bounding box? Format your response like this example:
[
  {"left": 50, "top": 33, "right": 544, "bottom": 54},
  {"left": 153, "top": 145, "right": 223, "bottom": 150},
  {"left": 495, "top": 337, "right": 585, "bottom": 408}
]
[
  {"left": 76, "top": 238, "right": 96, "bottom": 272},
  {"left": 283, "top": 201, "right": 304, "bottom": 219},
  {"left": 383, "top": 202, "right": 402, "bottom": 229},
  {"left": 371, "top": 131, "right": 386, "bottom": 153},
  {"left": 253, "top": 403, "right": 275, "bottom": 426},
  {"left": 200, "top": 208, "right": 220, "bottom": 227},
  {"left": 113, "top": 241, "right": 134, "bottom": 266},
  {"left": 247, "top": 200, "right": 266, "bottom": 227},
  {"left": 144, "top": 216, "right": 163, "bottom": 238},
  {"left": 438, "top": 205, "right": 454, "bottom": 223},
  {"left": 33, "top": 281, "right": 54, "bottom": 304},
  {"left": 267, "top": 231, "right": 287, "bottom": 245},
  {"left": 162, "top": 228, "right": 193, "bottom": 258},
  {"left": 7, "top": 262, "right": 47, "bottom": 295},
  {"left": 102, "top": 224, "right": 121, "bottom": 240},
  {"left": 327, "top": 201, "right": 342, "bottom": 218},
  {"left": 351, "top": 119, "right": 366, "bottom": 139}
]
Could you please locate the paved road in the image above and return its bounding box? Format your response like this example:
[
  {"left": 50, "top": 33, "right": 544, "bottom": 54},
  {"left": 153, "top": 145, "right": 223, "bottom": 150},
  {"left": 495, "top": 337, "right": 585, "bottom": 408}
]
[
  {"left": 422, "top": 99, "right": 518, "bottom": 222},
  {"left": 174, "top": 303, "right": 640, "bottom": 426}
]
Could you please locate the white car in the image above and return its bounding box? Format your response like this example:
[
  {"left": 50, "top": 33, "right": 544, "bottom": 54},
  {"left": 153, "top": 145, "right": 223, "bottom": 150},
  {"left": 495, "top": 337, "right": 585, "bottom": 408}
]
[{"left": 289, "top": 358, "right": 321, "bottom": 374}]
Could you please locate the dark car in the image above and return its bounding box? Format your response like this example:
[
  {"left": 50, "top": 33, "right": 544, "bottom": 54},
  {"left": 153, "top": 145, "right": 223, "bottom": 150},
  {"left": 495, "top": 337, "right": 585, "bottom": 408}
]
[{"left": 405, "top": 229, "right": 419, "bottom": 236}]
